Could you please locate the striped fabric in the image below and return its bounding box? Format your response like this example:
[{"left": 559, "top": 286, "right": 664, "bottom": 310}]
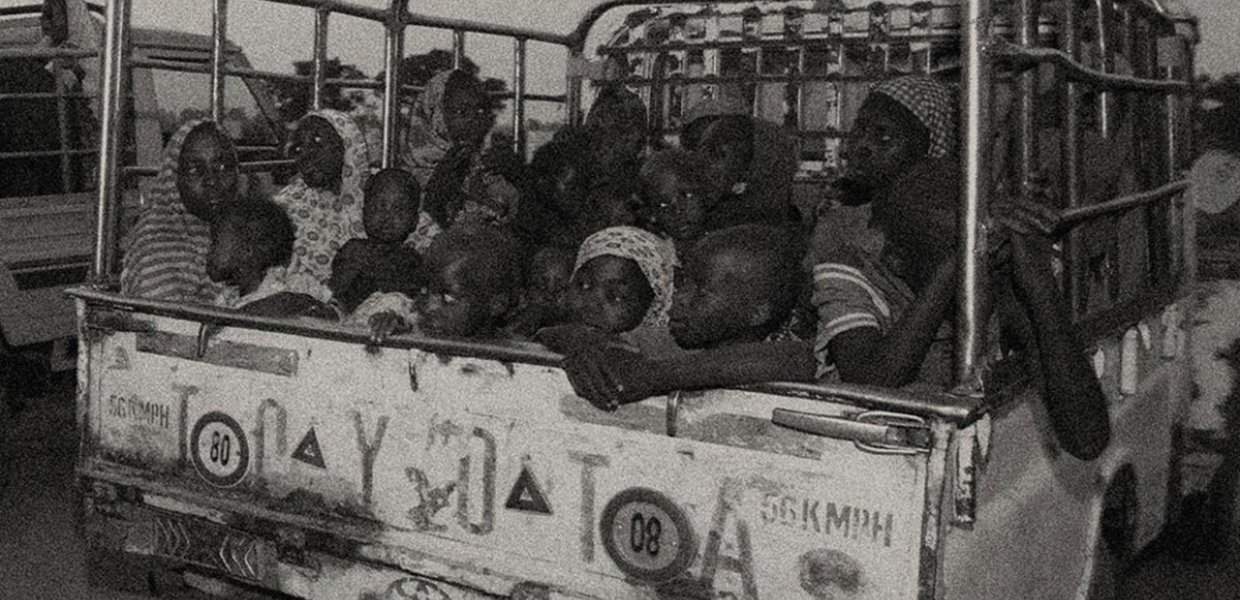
[
  {"left": 119, "top": 120, "right": 232, "bottom": 303},
  {"left": 811, "top": 245, "right": 915, "bottom": 378}
]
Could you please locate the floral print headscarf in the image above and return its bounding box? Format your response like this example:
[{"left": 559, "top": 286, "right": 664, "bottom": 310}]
[{"left": 273, "top": 109, "right": 369, "bottom": 284}]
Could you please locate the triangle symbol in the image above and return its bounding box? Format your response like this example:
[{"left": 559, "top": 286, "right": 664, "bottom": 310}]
[
  {"left": 504, "top": 465, "right": 552, "bottom": 515},
  {"left": 291, "top": 427, "right": 326, "bottom": 469}
]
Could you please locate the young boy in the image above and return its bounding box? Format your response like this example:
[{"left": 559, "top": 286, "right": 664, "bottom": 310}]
[
  {"left": 358, "top": 224, "right": 525, "bottom": 342},
  {"left": 555, "top": 224, "right": 816, "bottom": 410},
  {"left": 208, "top": 200, "right": 337, "bottom": 319},
  {"left": 505, "top": 245, "right": 576, "bottom": 338},
  {"left": 329, "top": 168, "right": 427, "bottom": 312},
  {"left": 639, "top": 149, "right": 723, "bottom": 249}
]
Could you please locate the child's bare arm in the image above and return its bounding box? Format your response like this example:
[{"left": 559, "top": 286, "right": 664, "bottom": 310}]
[
  {"left": 328, "top": 242, "right": 364, "bottom": 297},
  {"left": 560, "top": 340, "right": 816, "bottom": 409},
  {"left": 1004, "top": 230, "right": 1110, "bottom": 460}
]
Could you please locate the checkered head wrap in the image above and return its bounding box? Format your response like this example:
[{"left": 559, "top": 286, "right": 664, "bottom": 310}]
[
  {"left": 574, "top": 226, "right": 677, "bottom": 328},
  {"left": 871, "top": 76, "right": 956, "bottom": 159}
]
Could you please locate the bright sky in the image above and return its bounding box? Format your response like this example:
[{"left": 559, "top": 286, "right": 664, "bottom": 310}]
[{"left": 2, "top": 0, "right": 1236, "bottom": 105}]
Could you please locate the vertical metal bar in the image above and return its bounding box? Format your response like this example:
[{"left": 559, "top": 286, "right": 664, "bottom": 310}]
[
  {"left": 1162, "top": 38, "right": 1182, "bottom": 281},
  {"left": 511, "top": 38, "right": 528, "bottom": 158},
  {"left": 1061, "top": 0, "right": 1084, "bottom": 315},
  {"left": 54, "top": 58, "right": 73, "bottom": 193},
  {"left": 381, "top": 0, "right": 408, "bottom": 169},
  {"left": 211, "top": 0, "right": 228, "bottom": 122},
  {"left": 956, "top": 0, "right": 991, "bottom": 391},
  {"left": 1093, "top": 0, "right": 1111, "bottom": 138},
  {"left": 93, "top": 0, "right": 132, "bottom": 280},
  {"left": 796, "top": 47, "right": 807, "bottom": 130},
  {"left": 566, "top": 48, "right": 584, "bottom": 126},
  {"left": 452, "top": 30, "right": 466, "bottom": 70},
  {"left": 312, "top": 8, "right": 329, "bottom": 111},
  {"left": 1016, "top": 0, "right": 1038, "bottom": 190}
]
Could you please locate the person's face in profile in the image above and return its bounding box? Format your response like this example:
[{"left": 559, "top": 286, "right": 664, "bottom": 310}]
[
  {"left": 41, "top": 0, "right": 69, "bottom": 46},
  {"left": 699, "top": 116, "right": 754, "bottom": 193},
  {"left": 289, "top": 116, "right": 345, "bottom": 191},
  {"left": 178, "top": 126, "right": 240, "bottom": 222}
]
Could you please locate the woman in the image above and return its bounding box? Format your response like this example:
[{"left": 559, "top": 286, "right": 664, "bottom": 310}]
[
  {"left": 120, "top": 120, "right": 239, "bottom": 302},
  {"left": 273, "top": 109, "right": 369, "bottom": 285},
  {"left": 403, "top": 69, "right": 520, "bottom": 249}
]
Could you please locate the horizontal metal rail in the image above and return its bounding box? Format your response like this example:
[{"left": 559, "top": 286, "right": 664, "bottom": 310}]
[
  {"left": 0, "top": 148, "right": 96, "bottom": 160},
  {"left": 1059, "top": 179, "right": 1190, "bottom": 227},
  {"left": 244, "top": 0, "right": 569, "bottom": 45},
  {"left": 615, "top": 72, "right": 899, "bottom": 86},
  {"left": 991, "top": 40, "right": 1194, "bottom": 93},
  {"left": 0, "top": 91, "right": 97, "bottom": 100},
  {"left": 0, "top": 47, "right": 98, "bottom": 60}
]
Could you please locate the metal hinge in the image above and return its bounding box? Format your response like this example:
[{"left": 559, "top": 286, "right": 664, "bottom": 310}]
[{"left": 772, "top": 409, "right": 932, "bottom": 455}]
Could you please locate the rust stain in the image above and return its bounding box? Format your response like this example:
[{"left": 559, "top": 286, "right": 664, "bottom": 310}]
[
  {"left": 558, "top": 395, "right": 665, "bottom": 433},
  {"left": 798, "top": 548, "right": 866, "bottom": 599}
]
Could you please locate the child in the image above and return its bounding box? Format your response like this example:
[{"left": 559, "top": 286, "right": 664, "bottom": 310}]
[
  {"left": 505, "top": 246, "right": 576, "bottom": 338},
  {"left": 569, "top": 226, "right": 673, "bottom": 330},
  {"left": 329, "top": 168, "right": 427, "bottom": 313},
  {"left": 554, "top": 224, "right": 815, "bottom": 410},
  {"left": 509, "top": 127, "right": 593, "bottom": 249},
  {"left": 207, "top": 200, "right": 337, "bottom": 319},
  {"left": 639, "top": 149, "right": 723, "bottom": 250},
  {"left": 358, "top": 224, "right": 525, "bottom": 342}
]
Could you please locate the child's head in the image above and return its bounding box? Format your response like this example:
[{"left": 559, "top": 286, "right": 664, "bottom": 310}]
[
  {"left": 420, "top": 224, "right": 523, "bottom": 337},
  {"left": 530, "top": 127, "right": 593, "bottom": 217},
  {"left": 290, "top": 114, "right": 345, "bottom": 190},
  {"left": 207, "top": 200, "right": 296, "bottom": 291},
  {"left": 363, "top": 168, "right": 421, "bottom": 243},
  {"left": 669, "top": 224, "right": 803, "bottom": 349},
  {"left": 527, "top": 246, "right": 575, "bottom": 306},
  {"left": 178, "top": 122, "right": 240, "bottom": 222},
  {"left": 842, "top": 76, "right": 954, "bottom": 196},
  {"left": 698, "top": 115, "right": 755, "bottom": 194},
  {"left": 640, "top": 149, "right": 720, "bottom": 243},
  {"left": 586, "top": 84, "right": 648, "bottom": 169},
  {"left": 441, "top": 70, "right": 495, "bottom": 147},
  {"left": 567, "top": 226, "right": 675, "bottom": 334}
]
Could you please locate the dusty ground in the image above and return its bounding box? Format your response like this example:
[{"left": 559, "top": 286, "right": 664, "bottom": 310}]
[{"left": 1, "top": 373, "right": 1238, "bottom": 599}]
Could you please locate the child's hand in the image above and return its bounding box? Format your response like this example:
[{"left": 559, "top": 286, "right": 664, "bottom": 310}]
[
  {"left": 562, "top": 345, "right": 655, "bottom": 411},
  {"left": 536, "top": 323, "right": 613, "bottom": 355},
  {"left": 367, "top": 311, "right": 410, "bottom": 344}
]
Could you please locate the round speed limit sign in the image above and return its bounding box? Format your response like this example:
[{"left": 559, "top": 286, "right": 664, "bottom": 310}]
[
  {"left": 191, "top": 412, "right": 250, "bottom": 488},
  {"left": 600, "top": 488, "right": 696, "bottom": 582}
]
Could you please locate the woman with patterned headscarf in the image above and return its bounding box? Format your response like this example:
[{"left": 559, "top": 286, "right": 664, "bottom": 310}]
[
  {"left": 402, "top": 69, "right": 522, "bottom": 250},
  {"left": 274, "top": 109, "right": 370, "bottom": 285},
  {"left": 120, "top": 120, "right": 239, "bottom": 302}
]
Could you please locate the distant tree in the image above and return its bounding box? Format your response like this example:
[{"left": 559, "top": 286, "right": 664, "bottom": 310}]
[
  {"left": 271, "top": 58, "right": 371, "bottom": 124},
  {"left": 376, "top": 49, "right": 508, "bottom": 111}
]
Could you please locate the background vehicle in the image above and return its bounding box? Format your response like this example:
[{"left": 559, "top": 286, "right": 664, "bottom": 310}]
[
  {"left": 0, "top": 2, "right": 282, "bottom": 381},
  {"left": 74, "top": 1, "right": 1210, "bottom": 599}
]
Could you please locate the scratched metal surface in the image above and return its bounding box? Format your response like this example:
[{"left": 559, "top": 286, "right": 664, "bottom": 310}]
[
  {"left": 80, "top": 309, "right": 933, "bottom": 600},
  {"left": 941, "top": 302, "right": 1194, "bottom": 600}
]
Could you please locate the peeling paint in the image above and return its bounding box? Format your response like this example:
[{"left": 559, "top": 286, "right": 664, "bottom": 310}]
[
  {"left": 798, "top": 548, "right": 865, "bottom": 599},
  {"left": 558, "top": 395, "right": 665, "bottom": 434}
]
